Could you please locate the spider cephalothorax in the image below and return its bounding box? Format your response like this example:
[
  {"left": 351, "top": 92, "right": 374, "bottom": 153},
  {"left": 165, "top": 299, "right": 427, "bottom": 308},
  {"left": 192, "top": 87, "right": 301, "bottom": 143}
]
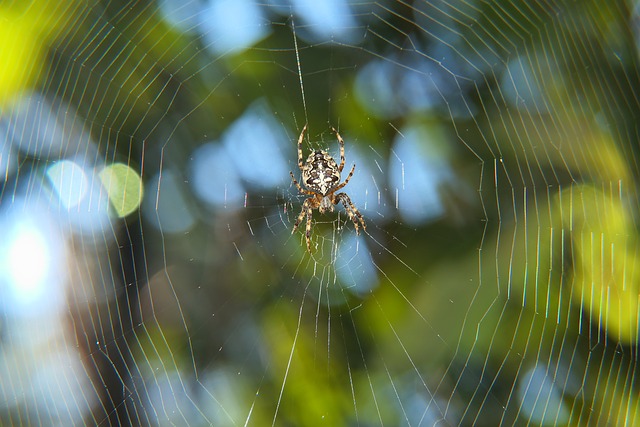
[{"left": 289, "top": 124, "right": 366, "bottom": 251}]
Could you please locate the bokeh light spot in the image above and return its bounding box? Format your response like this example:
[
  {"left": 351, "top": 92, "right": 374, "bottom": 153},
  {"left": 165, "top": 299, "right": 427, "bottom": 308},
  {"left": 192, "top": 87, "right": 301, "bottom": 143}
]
[
  {"left": 7, "top": 224, "right": 49, "bottom": 298},
  {"left": 47, "top": 160, "right": 88, "bottom": 209},
  {"left": 200, "top": 0, "right": 269, "bottom": 54},
  {"left": 293, "top": 0, "right": 357, "bottom": 42},
  {"left": 143, "top": 170, "right": 195, "bottom": 233},
  {"left": 99, "top": 163, "right": 144, "bottom": 218},
  {"left": 190, "top": 142, "right": 244, "bottom": 208},
  {"left": 0, "top": 208, "right": 65, "bottom": 317},
  {"left": 389, "top": 124, "right": 453, "bottom": 225}
]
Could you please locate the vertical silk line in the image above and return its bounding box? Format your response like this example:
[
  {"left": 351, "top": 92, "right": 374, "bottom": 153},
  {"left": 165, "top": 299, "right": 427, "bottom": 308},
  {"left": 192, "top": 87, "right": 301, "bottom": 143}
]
[{"left": 291, "top": 17, "right": 308, "bottom": 129}]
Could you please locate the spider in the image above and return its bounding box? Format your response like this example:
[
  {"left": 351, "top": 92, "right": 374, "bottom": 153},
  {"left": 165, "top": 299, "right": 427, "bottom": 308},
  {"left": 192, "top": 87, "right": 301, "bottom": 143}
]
[{"left": 289, "top": 124, "right": 366, "bottom": 251}]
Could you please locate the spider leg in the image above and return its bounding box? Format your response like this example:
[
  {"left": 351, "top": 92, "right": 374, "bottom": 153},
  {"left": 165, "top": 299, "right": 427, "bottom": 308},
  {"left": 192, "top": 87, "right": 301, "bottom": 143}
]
[
  {"left": 331, "top": 126, "right": 346, "bottom": 173},
  {"left": 304, "top": 202, "right": 313, "bottom": 252},
  {"left": 329, "top": 163, "right": 356, "bottom": 194},
  {"left": 289, "top": 171, "right": 314, "bottom": 195},
  {"left": 335, "top": 192, "right": 366, "bottom": 234},
  {"left": 292, "top": 198, "right": 315, "bottom": 252},
  {"left": 297, "top": 124, "right": 307, "bottom": 171},
  {"left": 292, "top": 198, "right": 311, "bottom": 234}
]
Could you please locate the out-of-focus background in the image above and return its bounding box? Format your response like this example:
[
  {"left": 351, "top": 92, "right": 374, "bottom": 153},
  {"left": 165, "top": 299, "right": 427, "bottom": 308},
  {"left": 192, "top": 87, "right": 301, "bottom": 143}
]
[{"left": 0, "top": 0, "right": 638, "bottom": 426}]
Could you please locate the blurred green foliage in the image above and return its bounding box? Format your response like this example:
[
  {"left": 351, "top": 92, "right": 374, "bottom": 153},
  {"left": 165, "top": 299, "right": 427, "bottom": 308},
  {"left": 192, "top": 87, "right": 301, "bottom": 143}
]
[{"left": 3, "top": 0, "right": 639, "bottom": 425}]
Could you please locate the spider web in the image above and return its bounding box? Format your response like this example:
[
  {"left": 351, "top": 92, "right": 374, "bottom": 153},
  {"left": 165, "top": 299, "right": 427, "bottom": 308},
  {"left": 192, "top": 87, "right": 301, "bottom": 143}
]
[{"left": 0, "top": 0, "right": 639, "bottom": 426}]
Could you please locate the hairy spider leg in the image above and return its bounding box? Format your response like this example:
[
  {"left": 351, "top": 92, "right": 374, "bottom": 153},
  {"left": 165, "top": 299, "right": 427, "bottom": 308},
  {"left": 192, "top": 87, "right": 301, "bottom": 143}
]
[
  {"left": 304, "top": 199, "right": 314, "bottom": 251},
  {"left": 289, "top": 171, "right": 314, "bottom": 195},
  {"left": 329, "top": 163, "right": 356, "bottom": 194},
  {"left": 292, "top": 197, "right": 312, "bottom": 233},
  {"left": 336, "top": 192, "right": 367, "bottom": 234},
  {"left": 331, "top": 126, "right": 346, "bottom": 173},
  {"left": 291, "top": 197, "right": 315, "bottom": 251},
  {"left": 297, "top": 124, "right": 308, "bottom": 170}
]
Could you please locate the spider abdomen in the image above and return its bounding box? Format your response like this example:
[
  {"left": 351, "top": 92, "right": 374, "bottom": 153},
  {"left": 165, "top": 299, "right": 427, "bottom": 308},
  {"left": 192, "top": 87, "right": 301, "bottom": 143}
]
[{"left": 302, "top": 150, "right": 341, "bottom": 195}]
